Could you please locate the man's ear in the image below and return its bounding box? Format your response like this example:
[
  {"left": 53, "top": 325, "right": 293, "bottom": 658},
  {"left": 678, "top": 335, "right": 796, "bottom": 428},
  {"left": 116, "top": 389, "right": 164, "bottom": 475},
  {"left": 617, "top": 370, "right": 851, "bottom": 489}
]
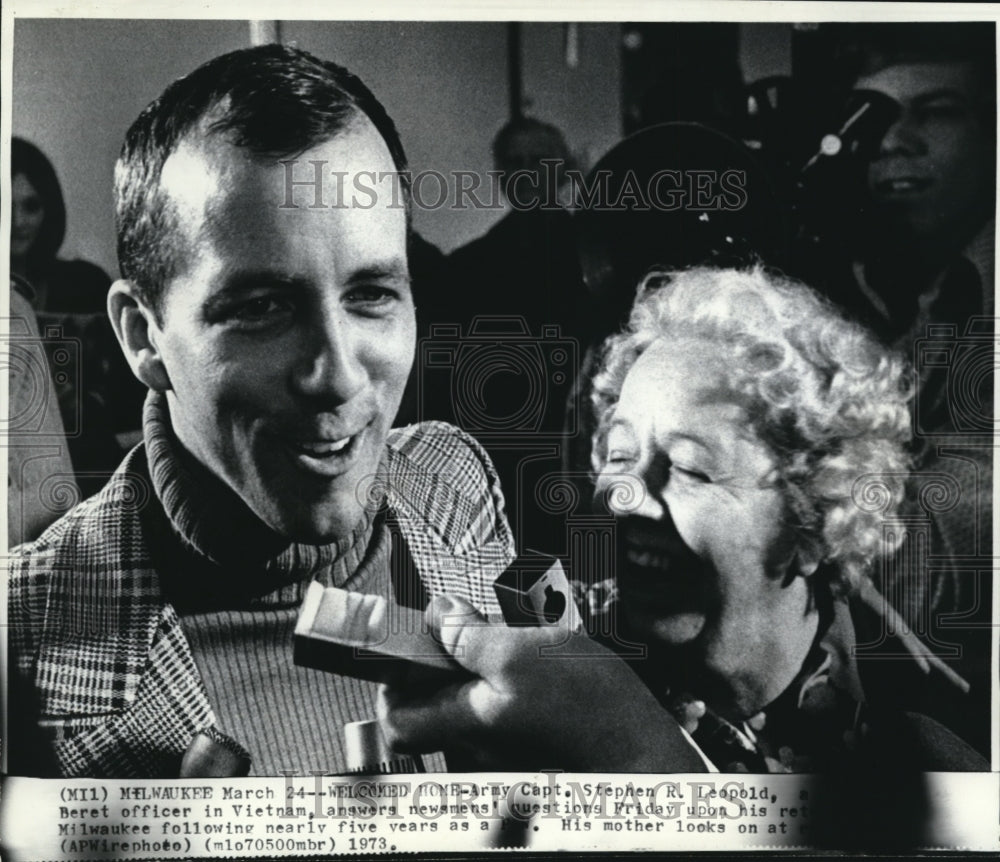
[{"left": 107, "top": 280, "right": 172, "bottom": 392}]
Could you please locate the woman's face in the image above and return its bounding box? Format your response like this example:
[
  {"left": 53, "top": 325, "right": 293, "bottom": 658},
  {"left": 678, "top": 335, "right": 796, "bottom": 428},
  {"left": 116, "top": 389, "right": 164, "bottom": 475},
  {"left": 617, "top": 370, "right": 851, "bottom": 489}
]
[
  {"left": 595, "top": 337, "right": 814, "bottom": 706},
  {"left": 11, "top": 173, "right": 45, "bottom": 259}
]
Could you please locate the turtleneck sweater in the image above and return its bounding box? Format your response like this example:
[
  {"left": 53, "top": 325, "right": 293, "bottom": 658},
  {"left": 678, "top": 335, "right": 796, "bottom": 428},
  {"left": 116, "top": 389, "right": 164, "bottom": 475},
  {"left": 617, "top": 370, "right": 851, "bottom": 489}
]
[{"left": 142, "top": 392, "right": 437, "bottom": 775}]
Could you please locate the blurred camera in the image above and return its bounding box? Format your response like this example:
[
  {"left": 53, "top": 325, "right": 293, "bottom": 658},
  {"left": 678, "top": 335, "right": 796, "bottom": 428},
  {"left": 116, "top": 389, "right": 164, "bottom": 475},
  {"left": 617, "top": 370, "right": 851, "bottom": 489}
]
[{"left": 418, "top": 316, "right": 577, "bottom": 439}]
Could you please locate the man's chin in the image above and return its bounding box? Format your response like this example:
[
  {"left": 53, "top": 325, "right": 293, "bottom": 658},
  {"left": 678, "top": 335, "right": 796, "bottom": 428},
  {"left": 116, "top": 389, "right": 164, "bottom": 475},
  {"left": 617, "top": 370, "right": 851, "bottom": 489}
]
[
  {"left": 261, "top": 500, "right": 372, "bottom": 546},
  {"left": 257, "top": 453, "right": 386, "bottom": 545},
  {"left": 867, "top": 200, "right": 951, "bottom": 245}
]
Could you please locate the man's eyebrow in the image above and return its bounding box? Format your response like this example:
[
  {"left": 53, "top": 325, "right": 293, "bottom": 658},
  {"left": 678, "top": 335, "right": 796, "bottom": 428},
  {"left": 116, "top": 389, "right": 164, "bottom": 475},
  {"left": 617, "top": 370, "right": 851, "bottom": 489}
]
[
  {"left": 219, "top": 270, "right": 304, "bottom": 291},
  {"left": 343, "top": 261, "right": 411, "bottom": 286},
  {"left": 202, "top": 262, "right": 411, "bottom": 301},
  {"left": 210, "top": 270, "right": 305, "bottom": 297}
]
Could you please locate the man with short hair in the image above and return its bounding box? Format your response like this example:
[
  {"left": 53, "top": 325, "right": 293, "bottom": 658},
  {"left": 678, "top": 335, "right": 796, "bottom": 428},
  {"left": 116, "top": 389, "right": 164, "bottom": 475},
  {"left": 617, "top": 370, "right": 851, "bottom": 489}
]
[
  {"left": 840, "top": 22, "right": 995, "bottom": 349},
  {"left": 8, "top": 44, "right": 513, "bottom": 778}
]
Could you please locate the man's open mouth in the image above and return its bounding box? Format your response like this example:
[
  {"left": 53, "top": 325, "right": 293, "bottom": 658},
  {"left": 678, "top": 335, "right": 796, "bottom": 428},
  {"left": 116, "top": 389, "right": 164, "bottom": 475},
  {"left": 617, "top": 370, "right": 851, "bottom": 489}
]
[
  {"left": 295, "top": 437, "right": 353, "bottom": 457},
  {"left": 287, "top": 428, "right": 366, "bottom": 476}
]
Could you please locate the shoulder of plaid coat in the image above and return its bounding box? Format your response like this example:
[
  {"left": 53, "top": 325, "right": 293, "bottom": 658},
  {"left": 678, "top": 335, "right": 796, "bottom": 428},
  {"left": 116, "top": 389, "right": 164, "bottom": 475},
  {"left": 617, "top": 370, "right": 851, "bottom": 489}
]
[
  {"left": 6, "top": 422, "right": 516, "bottom": 777},
  {"left": 385, "top": 421, "right": 515, "bottom": 615},
  {"left": 387, "top": 420, "right": 512, "bottom": 533},
  {"left": 6, "top": 450, "right": 199, "bottom": 778}
]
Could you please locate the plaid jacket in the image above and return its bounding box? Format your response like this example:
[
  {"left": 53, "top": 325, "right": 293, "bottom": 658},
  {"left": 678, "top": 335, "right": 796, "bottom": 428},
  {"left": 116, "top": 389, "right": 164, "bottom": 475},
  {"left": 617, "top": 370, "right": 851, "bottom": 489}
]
[{"left": 7, "top": 421, "right": 515, "bottom": 777}]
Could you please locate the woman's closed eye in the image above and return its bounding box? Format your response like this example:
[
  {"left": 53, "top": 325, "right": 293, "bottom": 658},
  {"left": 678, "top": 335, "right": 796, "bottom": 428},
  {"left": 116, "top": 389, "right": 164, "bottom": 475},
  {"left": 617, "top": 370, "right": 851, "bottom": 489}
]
[
  {"left": 671, "top": 463, "right": 711, "bottom": 483},
  {"left": 605, "top": 422, "right": 640, "bottom": 468},
  {"left": 606, "top": 449, "right": 639, "bottom": 467}
]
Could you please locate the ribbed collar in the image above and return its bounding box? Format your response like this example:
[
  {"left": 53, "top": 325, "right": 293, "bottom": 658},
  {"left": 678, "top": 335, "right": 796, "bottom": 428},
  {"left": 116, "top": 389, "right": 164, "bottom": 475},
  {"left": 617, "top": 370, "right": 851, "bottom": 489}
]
[{"left": 143, "top": 390, "right": 380, "bottom": 591}]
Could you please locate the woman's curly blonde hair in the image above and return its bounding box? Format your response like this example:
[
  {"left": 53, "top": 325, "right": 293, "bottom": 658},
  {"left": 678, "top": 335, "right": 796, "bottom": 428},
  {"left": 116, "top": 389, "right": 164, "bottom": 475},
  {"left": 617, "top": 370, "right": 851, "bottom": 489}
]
[{"left": 591, "top": 265, "right": 913, "bottom": 596}]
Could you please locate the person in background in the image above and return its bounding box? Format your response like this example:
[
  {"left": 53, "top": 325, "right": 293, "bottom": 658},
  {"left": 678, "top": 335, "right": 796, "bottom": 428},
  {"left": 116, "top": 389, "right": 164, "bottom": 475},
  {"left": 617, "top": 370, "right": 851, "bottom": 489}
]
[
  {"left": 835, "top": 24, "right": 995, "bottom": 345},
  {"left": 823, "top": 23, "right": 995, "bottom": 733},
  {"left": 444, "top": 116, "right": 584, "bottom": 337},
  {"left": 11, "top": 137, "right": 141, "bottom": 493},
  {"left": 11, "top": 138, "right": 111, "bottom": 314},
  {"left": 432, "top": 117, "right": 587, "bottom": 556}
]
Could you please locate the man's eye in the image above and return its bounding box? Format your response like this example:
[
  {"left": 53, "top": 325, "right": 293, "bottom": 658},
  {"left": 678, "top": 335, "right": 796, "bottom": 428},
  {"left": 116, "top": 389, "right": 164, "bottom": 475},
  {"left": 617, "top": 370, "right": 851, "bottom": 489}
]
[
  {"left": 351, "top": 285, "right": 399, "bottom": 301},
  {"left": 231, "top": 296, "right": 290, "bottom": 321}
]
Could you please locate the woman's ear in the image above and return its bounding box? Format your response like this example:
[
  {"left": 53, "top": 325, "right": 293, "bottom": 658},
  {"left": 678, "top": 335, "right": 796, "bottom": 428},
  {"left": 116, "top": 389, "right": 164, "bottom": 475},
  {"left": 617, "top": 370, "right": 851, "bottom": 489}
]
[
  {"left": 107, "top": 280, "right": 171, "bottom": 392},
  {"left": 795, "top": 540, "right": 822, "bottom": 579},
  {"left": 778, "top": 534, "right": 822, "bottom": 588}
]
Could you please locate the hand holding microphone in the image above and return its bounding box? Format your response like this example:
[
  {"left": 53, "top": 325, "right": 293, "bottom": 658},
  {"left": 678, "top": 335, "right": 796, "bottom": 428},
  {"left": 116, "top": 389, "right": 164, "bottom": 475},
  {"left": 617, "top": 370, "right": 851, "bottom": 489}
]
[{"left": 377, "top": 592, "right": 707, "bottom": 772}]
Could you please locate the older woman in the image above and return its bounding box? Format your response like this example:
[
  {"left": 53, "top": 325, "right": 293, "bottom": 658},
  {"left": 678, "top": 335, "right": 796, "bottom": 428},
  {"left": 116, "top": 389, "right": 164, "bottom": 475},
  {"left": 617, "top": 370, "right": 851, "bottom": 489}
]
[{"left": 380, "top": 265, "right": 984, "bottom": 773}]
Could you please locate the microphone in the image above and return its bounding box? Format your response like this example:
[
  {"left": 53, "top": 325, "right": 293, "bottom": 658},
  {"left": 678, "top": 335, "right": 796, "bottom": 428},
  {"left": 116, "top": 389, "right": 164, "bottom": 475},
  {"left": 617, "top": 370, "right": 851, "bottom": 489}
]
[
  {"left": 294, "top": 554, "right": 582, "bottom": 680},
  {"left": 493, "top": 553, "right": 582, "bottom": 630},
  {"left": 293, "top": 553, "right": 582, "bottom": 773}
]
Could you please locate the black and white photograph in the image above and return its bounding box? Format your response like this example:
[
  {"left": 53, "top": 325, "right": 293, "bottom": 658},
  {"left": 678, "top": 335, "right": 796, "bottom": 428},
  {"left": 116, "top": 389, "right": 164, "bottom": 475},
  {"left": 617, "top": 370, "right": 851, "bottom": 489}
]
[{"left": 1, "top": 2, "right": 997, "bottom": 857}]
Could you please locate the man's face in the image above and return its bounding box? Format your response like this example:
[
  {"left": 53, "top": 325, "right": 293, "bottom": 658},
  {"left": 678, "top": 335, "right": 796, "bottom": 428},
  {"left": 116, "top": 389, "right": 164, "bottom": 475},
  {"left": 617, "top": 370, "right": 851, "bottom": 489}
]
[
  {"left": 148, "top": 117, "right": 414, "bottom": 542},
  {"left": 500, "top": 129, "right": 564, "bottom": 207},
  {"left": 855, "top": 61, "right": 993, "bottom": 245}
]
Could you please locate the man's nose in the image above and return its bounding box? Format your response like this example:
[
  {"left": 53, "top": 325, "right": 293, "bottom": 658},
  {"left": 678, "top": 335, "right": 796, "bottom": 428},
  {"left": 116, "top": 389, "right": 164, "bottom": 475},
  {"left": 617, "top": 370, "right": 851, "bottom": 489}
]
[
  {"left": 292, "top": 311, "right": 366, "bottom": 404},
  {"left": 878, "top": 109, "right": 926, "bottom": 156}
]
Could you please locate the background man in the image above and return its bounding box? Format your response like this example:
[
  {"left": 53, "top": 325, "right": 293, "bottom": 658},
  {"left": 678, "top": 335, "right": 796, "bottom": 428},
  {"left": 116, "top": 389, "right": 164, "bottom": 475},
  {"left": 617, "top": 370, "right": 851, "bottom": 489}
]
[
  {"left": 443, "top": 115, "right": 584, "bottom": 338},
  {"left": 837, "top": 23, "right": 995, "bottom": 355},
  {"left": 8, "top": 44, "right": 514, "bottom": 778},
  {"left": 818, "top": 24, "right": 995, "bottom": 749}
]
